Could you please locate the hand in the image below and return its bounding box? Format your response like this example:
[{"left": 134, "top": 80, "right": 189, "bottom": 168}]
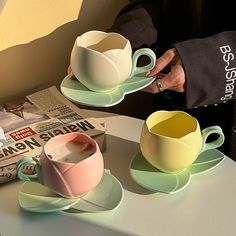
[
  {"left": 67, "top": 65, "right": 73, "bottom": 75},
  {"left": 143, "top": 48, "right": 186, "bottom": 93}
]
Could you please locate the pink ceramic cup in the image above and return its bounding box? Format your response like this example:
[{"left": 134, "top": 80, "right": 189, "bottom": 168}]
[{"left": 16, "top": 133, "right": 104, "bottom": 198}]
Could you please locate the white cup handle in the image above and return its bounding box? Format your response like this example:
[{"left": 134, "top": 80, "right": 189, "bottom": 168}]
[{"left": 130, "top": 48, "right": 156, "bottom": 77}]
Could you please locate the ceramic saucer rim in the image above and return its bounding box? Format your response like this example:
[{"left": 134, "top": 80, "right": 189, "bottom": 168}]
[
  {"left": 121, "top": 75, "right": 156, "bottom": 94},
  {"left": 60, "top": 74, "right": 124, "bottom": 107},
  {"left": 18, "top": 182, "right": 79, "bottom": 213},
  {"left": 129, "top": 152, "right": 192, "bottom": 194},
  {"left": 130, "top": 149, "right": 226, "bottom": 194},
  {"left": 70, "top": 171, "right": 124, "bottom": 212},
  {"left": 18, "top": 171, "right": 124, "bottom": 213},
  {"left": 188, "top": 148, "right": 225, "bottom": 175},
  {"left": 60, "top": 74, "right": 155, "bottom": 107}
]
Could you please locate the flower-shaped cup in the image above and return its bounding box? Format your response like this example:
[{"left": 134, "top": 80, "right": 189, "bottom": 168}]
[
  {"left": 70, "top": 30, "right": 156, "bottom": 92},
  {"left": 140, "top": 110, "right": 225, "bottom": 173},
  {"left": 16, "top": 133, "right": 104, "bottom": 198}
]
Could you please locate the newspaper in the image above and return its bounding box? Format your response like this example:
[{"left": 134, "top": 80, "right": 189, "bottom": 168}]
[{"left": 0, "top": 86, "right": 106, "bottom": 184}]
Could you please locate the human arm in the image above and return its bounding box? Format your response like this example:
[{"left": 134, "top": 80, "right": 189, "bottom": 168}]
[
  {"left": 109, "top": 0, "right": 161, "bottom": 51},
  {"left": 145, "top": 48, "right": 185, "bottom": 93},
  {"left": 147, "top": 31, "right": 236, "bottom": 108}
]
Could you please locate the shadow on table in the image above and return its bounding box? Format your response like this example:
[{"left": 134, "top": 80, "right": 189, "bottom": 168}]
[
  {"left": 103, "top": 134, "right": 153, "bottom": 195},
  {"left": 18, "top": 209, "right": 134, "bottom": 236}
]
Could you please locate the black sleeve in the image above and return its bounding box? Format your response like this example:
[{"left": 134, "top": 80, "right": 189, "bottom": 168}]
[
  {"left": 174, "top": 31, "right": 236, "bottom": 108},
  {"left": 109, "top": 1, "right": 162, "bottom": 51}
]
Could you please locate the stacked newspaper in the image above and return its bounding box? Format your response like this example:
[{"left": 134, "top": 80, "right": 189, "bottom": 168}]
[{"left": 0, "top": 86, "right": 106, "bottom": 184}]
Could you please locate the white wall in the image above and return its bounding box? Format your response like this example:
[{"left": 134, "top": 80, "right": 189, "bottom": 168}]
[{"left": 0, "top": 0, "right": 128, "bottom": 102}]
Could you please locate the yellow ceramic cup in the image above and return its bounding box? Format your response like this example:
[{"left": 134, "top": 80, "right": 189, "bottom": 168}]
[{"left": 140, "top": 110, "right": 225, "bottom": 173}]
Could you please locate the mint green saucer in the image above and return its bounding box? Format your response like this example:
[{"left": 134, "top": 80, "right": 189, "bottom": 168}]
[
  {"left": 68, "top": 171, "right": 123, "bottom": 213},
  {"left": 18, "top": 182, "right": 78, "bottom": 213},
  {"left": 18, "top": 171, "right": 123, "bottom": 213},
  {"left": 60, "top": 74, "right": 155, "bottom": 107},
  {"left": 130, "top": 149, "right": 225, "bottom": 194}
]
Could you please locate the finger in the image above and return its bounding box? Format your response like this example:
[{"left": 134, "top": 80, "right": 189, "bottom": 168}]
[
  {"left": 143, "top": 63, "right": 185, "bottom": 93},
  {"left": 160, "top": 64, "right": 185, "bottom": 92},
  {"left": 142, "top": 81, "right": 160, "bottom": 93},
  {"left": 147, "top": 48, "right": 176, "bottom": 76},
  {"left": 67, "top": 65, "right": 72, "bottom": 75}
]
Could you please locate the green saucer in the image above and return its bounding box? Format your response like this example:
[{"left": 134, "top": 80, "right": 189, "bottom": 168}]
[
  {"left": 19, "top": 171, "right": 123, "bottom": 213},
  {"left": 130, "top": 149, "right": 225, "bottom": 194},
  {"left": 60, "top": 74, "right": 155, "bottom": 107}
]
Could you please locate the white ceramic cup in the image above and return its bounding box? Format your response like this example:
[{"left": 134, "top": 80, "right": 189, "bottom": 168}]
[{"left": 70, "top": 30, "right": 156, "bottom": 92}]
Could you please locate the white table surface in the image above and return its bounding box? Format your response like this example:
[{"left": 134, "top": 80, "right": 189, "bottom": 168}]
[{"left": 1, "top": 109, "right": 236, "bottom": 236}]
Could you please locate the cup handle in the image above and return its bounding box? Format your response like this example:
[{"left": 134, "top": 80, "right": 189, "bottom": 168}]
[
  {"left": 130, "top": 48, "right": 156, "bottom": 77},
  {"left": 201, "top": 126, "right": 225, "bottom": 152},
  {"left": 16, "top": 157, "right": 42, "bottom": 183}
]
